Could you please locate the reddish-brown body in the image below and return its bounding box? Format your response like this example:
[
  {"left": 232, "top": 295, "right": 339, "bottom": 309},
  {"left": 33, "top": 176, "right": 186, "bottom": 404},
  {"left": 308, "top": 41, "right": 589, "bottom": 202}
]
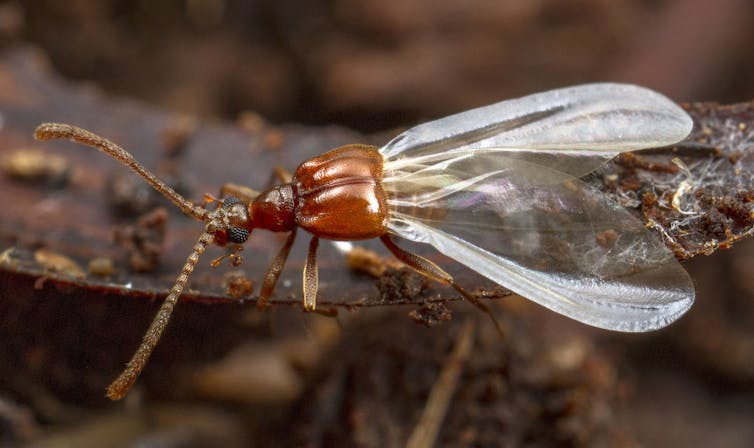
[
  {"left": 33, "top": 123, "right": 490, "bottom": 402},
  {"left": 248, "top": 144, "right": 388, "bottom": 240}
]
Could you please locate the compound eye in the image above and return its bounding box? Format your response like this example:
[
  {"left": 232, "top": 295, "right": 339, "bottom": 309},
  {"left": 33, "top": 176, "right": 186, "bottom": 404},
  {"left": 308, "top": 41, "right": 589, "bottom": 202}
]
[
  {"left": 222, "top": 196, "right": 242, "bottom": 208},
  {"left": 228, "top": 227, "right": 250, "bottom": 244}
]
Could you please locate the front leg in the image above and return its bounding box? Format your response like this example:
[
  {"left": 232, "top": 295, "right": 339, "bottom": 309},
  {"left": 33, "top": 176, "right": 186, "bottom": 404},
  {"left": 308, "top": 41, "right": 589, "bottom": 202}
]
[
  {"left": 257, "top": 228, "right": 298, "bottom": 309},
  {"left": 380, "top": 235, "right": 504, "bottom": 336}
]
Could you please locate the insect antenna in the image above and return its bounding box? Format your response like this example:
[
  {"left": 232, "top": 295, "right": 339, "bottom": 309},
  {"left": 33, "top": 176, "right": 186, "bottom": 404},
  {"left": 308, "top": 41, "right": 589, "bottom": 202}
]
[
  {"left": 106, "top": 231, "right": 214, "bottom": 400},
  {"left": 34, "top": 123, "right": 208, "bottom": 221}
]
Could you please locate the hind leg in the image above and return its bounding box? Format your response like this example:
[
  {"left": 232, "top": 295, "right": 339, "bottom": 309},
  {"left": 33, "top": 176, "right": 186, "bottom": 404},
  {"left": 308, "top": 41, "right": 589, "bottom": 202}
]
[{"left": 380, "top": 235, "right": 504, "bottom": 336}]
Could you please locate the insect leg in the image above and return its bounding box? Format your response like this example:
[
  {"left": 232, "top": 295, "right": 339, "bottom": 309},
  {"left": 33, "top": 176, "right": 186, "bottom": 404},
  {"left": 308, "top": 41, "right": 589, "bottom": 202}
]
[
  {"left": 257, "top": 228, "right": 298, "bottom": 309},
  {"left": 220, "top": 168, "right": 290, "bottom": 204},
  {"left": 380, "top": 235, "right": 504, "bottom": 336},
  {"left": 217, "top": 168, "right": 292, "bottom": 204},
  {"left": 220, "top": 182, "right": 260, "bottom": 203},
  {"left": 303, "top": 236, "right": 320, "bottom": 311},
  {"left": 258, "top": 166, "right": 295, "bottom": 190},
  {"left": 272, "top": 166, "right": 293, "bottom": 184}
]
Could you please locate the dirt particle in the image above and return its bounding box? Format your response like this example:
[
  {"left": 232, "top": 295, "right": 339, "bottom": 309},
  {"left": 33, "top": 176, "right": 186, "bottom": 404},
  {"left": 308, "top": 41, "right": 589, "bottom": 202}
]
[
  {"left": 106, "top": 171, "right": 158, "bottom": 215},
  {"left": 409, "top": 302, "right": 452, "bottom": 327},
  {"left": 641, "top": 191, "right": 658, "bottom": 207},
  {"left": 224, "top": 271, "right": 255, "bottom": 300},
  {"left": 112, "top": 207, "right": 167, "bottom": 272},
  {"left": 263, "top": 130, "right": 284, "bottom": 150},
  {"left": 88, "top": 257, "right": 115, "bottom": 277},
  {"left": 33, "top": 248, "right": 85, "bottom": 278},
  {"left": 160, "top": 115, "right": 198, "bottom": 156},
  {"left": 377, "top": 267, "right": 429, "bottom": 303},
  {"left": 1, "top": 148, "right": 70, "bottom": 186},
  {"left": 237, "top": 110, "right": 267, "bottom": 133}
]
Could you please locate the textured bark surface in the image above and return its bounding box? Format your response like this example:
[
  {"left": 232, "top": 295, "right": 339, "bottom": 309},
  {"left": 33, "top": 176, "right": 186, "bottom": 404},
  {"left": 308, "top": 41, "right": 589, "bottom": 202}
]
[{"left": 2, "top": 46, "right": 754, "bottom": 311}]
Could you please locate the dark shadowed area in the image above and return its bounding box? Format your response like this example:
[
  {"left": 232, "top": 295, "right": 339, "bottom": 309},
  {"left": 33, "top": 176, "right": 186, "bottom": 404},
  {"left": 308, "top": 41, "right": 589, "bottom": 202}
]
[{"left": 1, "top": 1, "right": 754, "bottom": 446}]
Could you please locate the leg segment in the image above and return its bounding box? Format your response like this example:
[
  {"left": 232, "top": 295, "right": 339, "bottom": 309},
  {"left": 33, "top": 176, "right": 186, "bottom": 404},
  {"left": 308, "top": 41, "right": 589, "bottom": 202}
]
[
  {"left": 380, "top": 235, "right": 503, "bottom": 336},
  {"left": 260, "top": 166, "right": 294, "bottom": 190},
  {"left": 257, "top": 228, "right": 297, "bottom": 309},
  {"left": 303, "top": 236, "right": 320, "bottom": 311},
  {"left": 272, "top": 166, "right": 293, "bottom": 184},
  {"left": 219, "top": 168, "right": 293, "bottom": 206},
  {"left": 220, "top": 183, "right": 260, "bottom": 203}
]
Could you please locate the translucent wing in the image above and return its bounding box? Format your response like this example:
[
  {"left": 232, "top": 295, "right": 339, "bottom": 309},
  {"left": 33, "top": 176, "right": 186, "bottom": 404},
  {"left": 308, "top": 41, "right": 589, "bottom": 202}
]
[
  {"left": 383, "top": 152, "right": 694, "bottom": 332},
  {"left": 381, "top": 83, "right": 693, "bottom": 178}
]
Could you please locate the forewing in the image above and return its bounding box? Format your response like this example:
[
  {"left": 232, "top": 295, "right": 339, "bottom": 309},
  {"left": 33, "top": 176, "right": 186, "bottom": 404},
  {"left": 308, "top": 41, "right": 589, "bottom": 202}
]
[
  {"left": 380, "top": 83, "right": 692, "bottom": 178},
  {"left": 384, "top": 153, "right": 694, "bottom": 331}
]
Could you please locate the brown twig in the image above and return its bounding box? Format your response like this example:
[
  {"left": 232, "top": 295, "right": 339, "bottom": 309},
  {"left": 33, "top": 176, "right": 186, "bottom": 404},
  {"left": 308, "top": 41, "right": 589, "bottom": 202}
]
[{"left": 406, "top": 318, "right": 476, "bottom": 448}]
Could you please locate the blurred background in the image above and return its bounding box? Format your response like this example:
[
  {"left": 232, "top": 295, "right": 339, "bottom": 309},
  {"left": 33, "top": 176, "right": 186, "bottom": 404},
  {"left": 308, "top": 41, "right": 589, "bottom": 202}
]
[
  {"left": 16, "top": 0, "right": 754, "bottom": 128},
  {"left": 2, "top": 0, "right": 754, "bottom": 446}
]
